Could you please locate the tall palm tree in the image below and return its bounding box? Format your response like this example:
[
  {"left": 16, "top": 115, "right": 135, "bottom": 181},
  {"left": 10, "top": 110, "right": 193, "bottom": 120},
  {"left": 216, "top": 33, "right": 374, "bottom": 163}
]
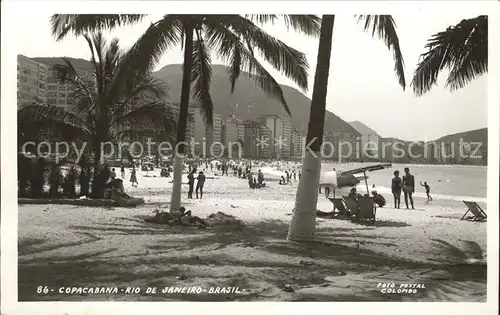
[
  {"left": 287, "top": 15, "right": 406, "bottom": 242},
  {"left": 411, "top": 15, "right": 487, "bottom": 95},
  {"left": 18, "top": 32, "right": 176, "bottom": 197},
  {"left": 50, "top": 14, "right": 321, "bottom": 212}
]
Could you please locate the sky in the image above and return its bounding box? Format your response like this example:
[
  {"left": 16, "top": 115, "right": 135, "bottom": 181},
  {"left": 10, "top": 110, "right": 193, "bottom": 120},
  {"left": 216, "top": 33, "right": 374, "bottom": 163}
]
[{"left": 16, "top": 12, "right": 488, "bottom": 141}]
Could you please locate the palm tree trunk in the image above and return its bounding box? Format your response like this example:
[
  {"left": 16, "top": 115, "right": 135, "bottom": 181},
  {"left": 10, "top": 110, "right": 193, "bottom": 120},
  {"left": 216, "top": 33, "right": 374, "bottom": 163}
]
[
  {"left": 287, "top": 15, "right": 335, "bottom": 242},
  {"left": 170, "top": 23, "right": 194, "bottom": 212},
  {"left": 91, "top": 139, "right": 104, "bottom": 198}
]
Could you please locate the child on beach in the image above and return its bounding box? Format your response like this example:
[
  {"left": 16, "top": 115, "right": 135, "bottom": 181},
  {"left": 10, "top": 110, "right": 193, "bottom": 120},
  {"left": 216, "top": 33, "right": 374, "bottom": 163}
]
[
  {"left": 391, "top": 170, "right": 402, "bottom": 209},
  {"left": 196, "top": 171, "right": 206, "bottom": 199},
  {"left": 130, "top": 167, "right": 138, "bottom": 187},
  {"left": 402, "top": 167, "right": 415, "bottom": 210},
  {"left": 420, "top": 181, "right": 433, "bottom": 201}
]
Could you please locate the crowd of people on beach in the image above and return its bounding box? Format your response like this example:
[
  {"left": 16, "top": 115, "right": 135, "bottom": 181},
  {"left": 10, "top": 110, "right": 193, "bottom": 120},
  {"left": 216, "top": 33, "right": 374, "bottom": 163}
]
[{"left": 115, "top": 157, "right": 434, "bottom": 212}]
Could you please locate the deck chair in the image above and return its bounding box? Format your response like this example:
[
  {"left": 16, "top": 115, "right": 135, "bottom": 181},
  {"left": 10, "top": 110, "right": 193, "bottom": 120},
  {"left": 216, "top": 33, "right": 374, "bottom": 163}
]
[
  {"left": 357, "top": 196, "right": 377, "bottom": 224},
  {"left": 328, "top": 198, "right": 352, "bottom": 217},
  {"left": 461, "top": 201, "right": 487, "bottom": 221},
  {"left": 344, "top": 196, "right": 359, "bottom": 216}
]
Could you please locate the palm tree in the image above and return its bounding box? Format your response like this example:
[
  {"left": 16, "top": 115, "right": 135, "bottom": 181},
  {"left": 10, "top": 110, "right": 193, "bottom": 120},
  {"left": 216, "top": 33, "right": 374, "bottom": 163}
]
[
  {"left": 411, "top": 15, "right": 487, "bottom": 95},
  {"left": 287, "top": 15, "right": 406, "bottom": 242},
  {"left": 50, "top": 14, "right": 321, "bottom": 212},
  {"left": 18, "top": 32, "right": 176, "bottom": 197}
]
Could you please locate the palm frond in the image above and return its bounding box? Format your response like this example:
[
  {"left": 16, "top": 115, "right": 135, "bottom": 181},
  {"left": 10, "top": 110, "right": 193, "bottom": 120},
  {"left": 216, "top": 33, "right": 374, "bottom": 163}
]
[
  {"left": 245, "top": 15, "right": 321, "bottom": 37},
  {"left": 357, "top": 15, "right": 406, "bottom": 90},
  {"left": 411, "top": 16, "right": 487, "bottom": 95},
  {"left": 282, "top": 15, "right": 322, "bottom": 37},
  {"left": 121, "top": 15, "right": 183, "bottom": 76},
  {"left": 18, "top": 104, "right": 92, "bottom": 141},
  {"left": 223, "top": 15, "right": 310, "bottom": 92},
  {"left": 104, "top": 15, "right": 182, "bottom": 107},
  {"left": 244, "top": 14, "right": 279, "bottom": 25},
  {"left": 109, "top": 102, "right": 177, "bottom": 135},
  {"left": 111, "top": 77, "right": 169, "bottom": 119},
  {"left": 205, "top": 21, "right": 292, "bottom": 117},
  {"left": 50, "top": 14, "right": 145, "bottom": 41},
  {"left": 191, "top": 34, "right": 214, "bottom": 128}
]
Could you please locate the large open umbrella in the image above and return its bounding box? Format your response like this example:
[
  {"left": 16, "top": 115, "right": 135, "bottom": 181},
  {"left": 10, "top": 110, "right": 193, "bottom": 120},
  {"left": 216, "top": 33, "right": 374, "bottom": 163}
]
[{"left": 341, "top": 163, "right": 392, "bottom": 194}]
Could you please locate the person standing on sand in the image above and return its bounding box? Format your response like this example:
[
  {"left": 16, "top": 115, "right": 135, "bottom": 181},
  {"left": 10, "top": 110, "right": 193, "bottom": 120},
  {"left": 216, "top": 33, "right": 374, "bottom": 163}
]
[
  {"left": 402, "top": 167, "right": 415, "bottom": 210},
  {"left": 187, "top": 169, "right": 196, "bottom": 199},
  {"left": 120, "top": 165, "right": 125, "bottom": 179},
  {"left": 420, "top": 181, "right": 433, "bottom": 201},
  {"left": 130, "top": 167, "right": 138, "bottom": 187},
  {"left": 196, "top": 171, "right": 206, "bottom": 199},
  {"left": 391, "top": 170, "right": 402, "bottom": 209}
]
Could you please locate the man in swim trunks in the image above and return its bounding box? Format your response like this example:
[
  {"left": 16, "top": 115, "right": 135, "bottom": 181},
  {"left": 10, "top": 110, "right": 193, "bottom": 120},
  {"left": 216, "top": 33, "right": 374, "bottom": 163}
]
[{"left": 402, "top": 167, "right": 415, "bottom": 210}]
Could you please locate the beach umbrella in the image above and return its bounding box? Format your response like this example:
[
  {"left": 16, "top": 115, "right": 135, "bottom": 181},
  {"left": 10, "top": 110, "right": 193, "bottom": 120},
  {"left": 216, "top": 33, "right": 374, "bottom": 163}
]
[{"left": 341, "top": 163, "right": 392, "bottom": 194}]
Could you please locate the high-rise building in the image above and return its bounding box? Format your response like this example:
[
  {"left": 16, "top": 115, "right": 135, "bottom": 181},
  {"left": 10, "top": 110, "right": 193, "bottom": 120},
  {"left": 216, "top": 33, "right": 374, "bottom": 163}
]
[
  {"left": 259, "top": 115, "right": 291, "bottom": 159},
  {"left": 221, "top": 115, "right": 245, "bottom": 157},
  {"left": 337, "top": 132, "right": 358, "bottom": 162},
  {"left": 243, "top": 120, "right": 272, "bottom": 159},
  {"left": 17, "top": 55, "right": 96, "bottom": 112},
  {"left": 17, "top": 55, "right": 48, "bottom": 107},
  {"left": 192, "top": 112, "right": 223, "bottom": 157},
  {"left": 281, "top": 118, "right": 291, "bottom": 159},
  {"left": 45, "top": 67, "right": 94, "bottom": 113},
  {"left": 290, "top": 129, "right": 306, "bottom": 159},
  {"left": 205, "top": 114, "right": 222, "bottom": 157},
  {"left": 165, "top": 105, "right": 196, "bottom": 148}
]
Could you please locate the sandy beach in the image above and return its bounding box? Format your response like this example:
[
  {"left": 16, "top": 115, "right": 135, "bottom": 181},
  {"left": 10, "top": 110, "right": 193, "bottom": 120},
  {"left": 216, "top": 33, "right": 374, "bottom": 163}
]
[{"left": 18, "top": 168, "right": 487, "bottom": 301}]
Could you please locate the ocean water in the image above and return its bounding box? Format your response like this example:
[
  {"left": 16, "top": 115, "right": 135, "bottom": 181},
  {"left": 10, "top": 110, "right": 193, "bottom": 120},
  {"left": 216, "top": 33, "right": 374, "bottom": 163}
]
[{"left": 322, "top": 162, "right": 488, "bottom": 206}]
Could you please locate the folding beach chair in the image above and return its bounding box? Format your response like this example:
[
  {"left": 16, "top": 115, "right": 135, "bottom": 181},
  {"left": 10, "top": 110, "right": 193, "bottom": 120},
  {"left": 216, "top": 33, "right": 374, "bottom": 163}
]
[
  {"left": 357, "top": 196, "right": 377, "bottom": 224},
  {"left": 328, "top": 198, "right": 352, "bottom": 217},
  {"left": 343, "top": 196, "right": 359, "bottom": 217},
  {"left": 461, "top": 201, "right": 487, "bottom": 221}
]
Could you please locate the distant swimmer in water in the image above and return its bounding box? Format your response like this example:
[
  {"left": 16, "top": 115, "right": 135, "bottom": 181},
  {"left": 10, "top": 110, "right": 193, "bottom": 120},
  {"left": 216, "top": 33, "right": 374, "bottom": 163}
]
[{"left": 420, "top": 181, "right": 433, "bottom": 201}]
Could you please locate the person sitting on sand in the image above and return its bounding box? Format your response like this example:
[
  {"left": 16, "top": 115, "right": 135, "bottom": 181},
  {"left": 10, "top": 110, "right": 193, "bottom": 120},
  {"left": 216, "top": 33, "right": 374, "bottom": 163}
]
[
  {"left": 372, "top": 190, "right": 386, "bottom": 207},
  {"left": 279, "top": 176, "right": 286, "bottom": 185},
  {"left": 420, "top": 181, "right": 433, "bottom": 201},
  {"left": 348, "top": 188, "right": 362, "bottom": 201},
  {"left": 178, "top": 207, "right": 211, "bottom": 229},
  {"left": 248, "top": 173, "right": 254, "bottom": 188},
  {"left": 196, "top": 171, "right": 206, "bottom": 199},
  {"left": 257, "top": 170, "right": 264, "bottom": 187}
]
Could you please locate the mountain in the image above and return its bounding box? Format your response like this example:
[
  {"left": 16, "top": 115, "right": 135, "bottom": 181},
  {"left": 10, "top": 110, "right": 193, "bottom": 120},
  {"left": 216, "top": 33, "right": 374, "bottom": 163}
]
[
  {"left": 433, "top": 127, "right": 487, "bottom": 144},
  {"left": 33, "top": 57, "right": 94, "bottom": 71},
  {"left": 152, "top": 64, "right": 360, "bottom": 135},
  {"left": 348, "top": 121, "right": 380, "bottom": 137},
  {"left": 30, "top": 57, "right": 360, "bottom": 135}
]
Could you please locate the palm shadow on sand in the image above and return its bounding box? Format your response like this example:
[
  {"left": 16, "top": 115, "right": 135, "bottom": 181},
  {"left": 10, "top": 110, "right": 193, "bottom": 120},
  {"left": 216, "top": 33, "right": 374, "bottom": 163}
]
[{"left": 18, "top": 217, "right": 486, "bottom": 302}]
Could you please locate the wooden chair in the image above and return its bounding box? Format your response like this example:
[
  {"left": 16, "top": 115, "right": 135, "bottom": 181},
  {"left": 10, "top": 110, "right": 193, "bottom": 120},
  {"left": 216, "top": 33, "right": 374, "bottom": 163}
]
[{"left": 461, "top": 201, "right": 487, "bottom": 221}]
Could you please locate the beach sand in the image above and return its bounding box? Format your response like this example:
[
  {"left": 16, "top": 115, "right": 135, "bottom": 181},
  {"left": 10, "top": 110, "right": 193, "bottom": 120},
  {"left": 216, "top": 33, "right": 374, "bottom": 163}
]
[{"left": 18, "top": 168, "right": 487, "bottom": 301}]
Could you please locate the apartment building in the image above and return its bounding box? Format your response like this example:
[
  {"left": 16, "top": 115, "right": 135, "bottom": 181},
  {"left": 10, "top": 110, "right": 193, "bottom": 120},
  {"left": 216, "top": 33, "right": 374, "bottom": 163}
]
[
  {"left": 243, "top": 120, "right": 272, "bottom": 159},
  {"left": 17, "top": 55, "right": 48, "bottom": 107}
]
